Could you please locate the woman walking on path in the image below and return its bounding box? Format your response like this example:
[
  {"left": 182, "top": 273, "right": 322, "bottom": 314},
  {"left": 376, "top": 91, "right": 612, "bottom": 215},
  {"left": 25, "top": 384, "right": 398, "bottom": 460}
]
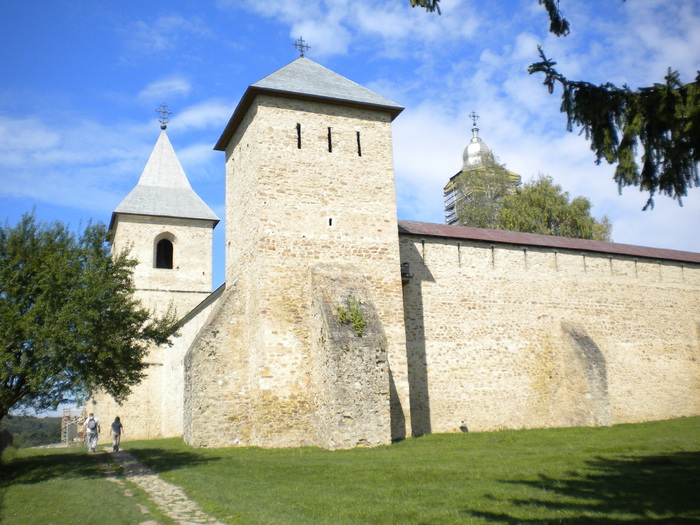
[{"left": 110, "top": 416, "right": 124, "bottom": 452}]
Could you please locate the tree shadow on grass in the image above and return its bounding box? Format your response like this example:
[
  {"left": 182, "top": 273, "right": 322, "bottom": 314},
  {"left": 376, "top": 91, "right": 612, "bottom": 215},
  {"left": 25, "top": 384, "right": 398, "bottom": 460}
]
[
  {"left": 126, "top": 447, "right": 220, "bottom": 474},
  {"left": 0, "top": 450, "right": 106, "bottom": 487},
  {"left": 464, "top": 451, "right": 700, "bottom": 523},
  {"left": 0, "top": 447, "right": 217, "bottom": 487}
]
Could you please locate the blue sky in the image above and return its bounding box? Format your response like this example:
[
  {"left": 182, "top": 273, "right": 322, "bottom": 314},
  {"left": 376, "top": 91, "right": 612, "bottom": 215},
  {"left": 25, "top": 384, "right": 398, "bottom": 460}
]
[{"left": 2, "top": 0, "right": 699, "bottom": 287}]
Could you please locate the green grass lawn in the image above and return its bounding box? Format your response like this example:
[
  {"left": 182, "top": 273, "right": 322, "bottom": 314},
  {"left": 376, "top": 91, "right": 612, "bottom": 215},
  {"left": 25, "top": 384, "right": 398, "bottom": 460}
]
[
  {"left": 0, "top": 446, "right": 166, "bottom": 524},
  {"left": 3, "top": 417, "right": 699, "bottom": 524}
]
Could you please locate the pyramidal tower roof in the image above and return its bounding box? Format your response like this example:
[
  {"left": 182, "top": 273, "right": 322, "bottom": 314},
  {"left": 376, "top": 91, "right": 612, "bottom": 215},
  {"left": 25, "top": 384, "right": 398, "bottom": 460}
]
[
  {"left": 111, "top": 129, "right": 219, "bottom": 229},
  {"left": 215, "top": 57, "right": 403, "bottom": 150}
]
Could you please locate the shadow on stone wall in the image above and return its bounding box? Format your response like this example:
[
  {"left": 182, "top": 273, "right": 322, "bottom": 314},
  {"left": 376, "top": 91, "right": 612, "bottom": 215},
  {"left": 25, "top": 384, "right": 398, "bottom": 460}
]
[
  {"left": 561, "top": 321, "right": 610, "bottom": 427},
  {"left": 402, "top": 242, "right": 435, "bottom": 437}
]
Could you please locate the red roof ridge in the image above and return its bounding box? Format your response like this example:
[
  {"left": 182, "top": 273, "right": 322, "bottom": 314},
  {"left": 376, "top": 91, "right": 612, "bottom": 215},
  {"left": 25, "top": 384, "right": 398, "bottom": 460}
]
[{"left": 397, "top": 220, "right": 700, "bottom": 264}]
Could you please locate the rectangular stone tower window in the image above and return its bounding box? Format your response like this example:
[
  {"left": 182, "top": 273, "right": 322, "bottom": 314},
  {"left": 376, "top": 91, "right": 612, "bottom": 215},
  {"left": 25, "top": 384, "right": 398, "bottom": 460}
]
[
  {"left": 296, "top": 123, "right": 301, "bottom": 149},
  {"left": 356, "top": 131, "right": 362, "bottom": 156},
  {"left": 327, "top": 127, "right": 332, "bottom": 153}
]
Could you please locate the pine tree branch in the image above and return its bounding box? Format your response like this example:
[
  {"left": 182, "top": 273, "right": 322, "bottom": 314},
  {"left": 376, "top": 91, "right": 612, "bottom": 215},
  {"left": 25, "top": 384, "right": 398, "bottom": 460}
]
[
  {"left": 410, "top": 0, "right": 441, "bottom": 14},
  {"left": 529, "top": 47, "right": 700, "bottom": 209}
]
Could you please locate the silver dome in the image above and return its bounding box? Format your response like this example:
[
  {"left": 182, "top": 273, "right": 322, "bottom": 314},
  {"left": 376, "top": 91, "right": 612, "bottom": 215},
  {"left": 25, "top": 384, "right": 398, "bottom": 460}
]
[{"left": 462, "top": 124, "right": 491, "bottom": 170}]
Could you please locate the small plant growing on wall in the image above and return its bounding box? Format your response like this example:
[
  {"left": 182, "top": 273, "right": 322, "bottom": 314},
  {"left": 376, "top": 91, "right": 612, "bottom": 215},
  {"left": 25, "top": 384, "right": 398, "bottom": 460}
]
[{"left": 336, "top": 297, "right": 366, "bottom": 336}]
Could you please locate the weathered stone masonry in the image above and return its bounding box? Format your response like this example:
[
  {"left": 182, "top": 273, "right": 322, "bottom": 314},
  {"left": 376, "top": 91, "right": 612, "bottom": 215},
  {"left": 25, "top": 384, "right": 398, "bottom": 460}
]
[
  {"left": 92, "top": 57, "right": 700, "bottom": 449},
  {"left": 399, "top": 220, "right": 700, "bottom": 435},
  {"left": 184, "top": 64, "right": 408, "bottom": 448}
]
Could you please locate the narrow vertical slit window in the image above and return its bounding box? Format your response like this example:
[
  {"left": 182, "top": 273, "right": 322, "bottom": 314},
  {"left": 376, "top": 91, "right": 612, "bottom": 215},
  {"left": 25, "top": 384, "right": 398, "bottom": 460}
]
[
  {"left": 156, "top": 239, "right": 174, "bottom": 269},
  {"left": 327, "top": 127, "right": 332, "bottom": 152},
  {"left": 356, "top": 131, "right": 362, "bottom": 156},
  {"left": 296, "top": 123, "right": 301, "bottom": 149}
]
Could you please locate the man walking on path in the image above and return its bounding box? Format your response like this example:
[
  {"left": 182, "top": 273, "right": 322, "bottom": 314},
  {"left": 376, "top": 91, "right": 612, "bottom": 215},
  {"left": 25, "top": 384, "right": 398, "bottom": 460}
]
[{"left": 84, "top": 412, "right": 100, "bottom": 453}]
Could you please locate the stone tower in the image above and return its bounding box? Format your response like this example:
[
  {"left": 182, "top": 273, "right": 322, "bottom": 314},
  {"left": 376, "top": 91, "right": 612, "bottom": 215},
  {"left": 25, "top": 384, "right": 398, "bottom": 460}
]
[
  {"left": 184, "top": 57, "right": 411, "bottom": 449},
  {"left": 91, "top": 128, "right": 219, "bottom": 439}
]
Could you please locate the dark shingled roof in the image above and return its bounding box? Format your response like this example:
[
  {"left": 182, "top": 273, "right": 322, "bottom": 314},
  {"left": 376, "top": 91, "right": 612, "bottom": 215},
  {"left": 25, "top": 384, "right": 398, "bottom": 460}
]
[
  {"left": 215, "top": 57, "right": 403, "bottom": 151},
  {"left": 397, "top": 220, "right": 700, "bottom": 264}
]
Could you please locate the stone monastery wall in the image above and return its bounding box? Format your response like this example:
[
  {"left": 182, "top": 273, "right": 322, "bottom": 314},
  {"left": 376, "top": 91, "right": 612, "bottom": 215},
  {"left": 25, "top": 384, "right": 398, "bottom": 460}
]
[
  {"left": 400, "top": 225, "right": 700, "bottom": 435},
  {"left": 92, "top": 57, "right": 700, "bottom": 449}
]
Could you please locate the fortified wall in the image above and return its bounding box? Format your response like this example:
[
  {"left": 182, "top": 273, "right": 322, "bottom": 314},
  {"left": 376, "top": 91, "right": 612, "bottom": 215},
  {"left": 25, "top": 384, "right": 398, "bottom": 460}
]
[
  {"left": 90, "top": 56, "right": 700, "bottom": 448},
  {"left": 399, "top": 221, "right": 700, "bottom": 435}
]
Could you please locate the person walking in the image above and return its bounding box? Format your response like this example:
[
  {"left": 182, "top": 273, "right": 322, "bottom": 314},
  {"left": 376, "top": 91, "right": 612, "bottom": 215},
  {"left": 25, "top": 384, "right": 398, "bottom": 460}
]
[
  {"left": 84, "top": 413, "right": 100, "bottom": 453},
  {"left": 110, "top": 416, "right": 124, "bottom": 452}
]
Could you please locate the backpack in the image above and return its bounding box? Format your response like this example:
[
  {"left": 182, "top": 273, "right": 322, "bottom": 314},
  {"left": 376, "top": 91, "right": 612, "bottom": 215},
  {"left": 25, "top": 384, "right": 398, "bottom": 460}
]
[{"left": 87, "top": 418, "right": 97, "bottom": 430}]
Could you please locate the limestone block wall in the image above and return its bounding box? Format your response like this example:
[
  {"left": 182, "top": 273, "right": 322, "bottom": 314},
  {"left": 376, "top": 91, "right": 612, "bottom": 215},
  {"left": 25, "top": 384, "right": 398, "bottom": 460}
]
[
  {"left": 90, "top": 345, "right": 166, "bottom": 443},
  {"left": 161, "top": 287, "right": 223, "bottom": 437},
  {"left": 111, "top": 215, "right": 215, "bottom": 315},
  {"left": 90, "top": 288, "right": 223, "bottom": 442},
  {"left": 184, "top": 94, "right": 409, "bottom": 447},
  {"left": 309, "top": 266, "right": 391, "bottom": 449},
  {"left": 400, "top": 232, "right": 700, "bottom": 435}
]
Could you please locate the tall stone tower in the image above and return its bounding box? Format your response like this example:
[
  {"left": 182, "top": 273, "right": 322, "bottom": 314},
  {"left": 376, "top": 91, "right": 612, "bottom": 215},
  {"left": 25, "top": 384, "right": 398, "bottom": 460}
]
[
  {"left": 184, "top": 57, "right": 411, "bottom": 449},
  {"left": 91, "top": 127, "right": 219, "bottom": 439}
]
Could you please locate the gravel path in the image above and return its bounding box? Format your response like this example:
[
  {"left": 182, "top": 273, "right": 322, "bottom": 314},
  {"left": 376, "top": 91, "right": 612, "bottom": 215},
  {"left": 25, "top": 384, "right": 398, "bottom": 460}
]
[{"left": 99, "top": 447, "right": 226, "bottom": 525}]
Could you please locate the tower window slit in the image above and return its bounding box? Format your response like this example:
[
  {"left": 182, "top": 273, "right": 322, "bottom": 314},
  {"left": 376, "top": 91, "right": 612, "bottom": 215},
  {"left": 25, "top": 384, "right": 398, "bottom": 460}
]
[
  {"left": 296, "top": 123, "right": 301, "bottom": 149},
  {"left": 327, "top": 127, "right": 332, "bottom": 153},
  {"left": 356, "top": 131, "right": 362, "bottom": 156}
]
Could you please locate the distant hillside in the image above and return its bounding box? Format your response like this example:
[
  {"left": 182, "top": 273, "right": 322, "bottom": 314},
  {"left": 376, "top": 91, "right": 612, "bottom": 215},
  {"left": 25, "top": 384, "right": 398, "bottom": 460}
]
[{"left": 0, "top": 416, "right": 61, "bottom": 448}]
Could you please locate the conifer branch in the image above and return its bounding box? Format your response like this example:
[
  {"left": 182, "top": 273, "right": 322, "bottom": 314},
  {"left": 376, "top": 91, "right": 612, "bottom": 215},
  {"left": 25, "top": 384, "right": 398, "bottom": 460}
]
[{"left": 529, "top": 47, "right": 700, "bottom": 209}]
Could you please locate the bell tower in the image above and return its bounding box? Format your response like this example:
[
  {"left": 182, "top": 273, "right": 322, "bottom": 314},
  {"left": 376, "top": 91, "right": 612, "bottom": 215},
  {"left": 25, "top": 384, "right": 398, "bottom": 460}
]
[
  {"left": 109, "top": 122, "right": 219, "bottom": 317},
  {"left": 91, "top": 118, "right": 219, "bottom": 440}
]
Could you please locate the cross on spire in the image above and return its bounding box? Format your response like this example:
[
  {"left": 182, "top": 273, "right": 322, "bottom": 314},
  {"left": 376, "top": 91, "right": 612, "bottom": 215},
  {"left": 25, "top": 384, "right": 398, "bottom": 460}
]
[
  {"left": 292, "top": 37, "right": 310, "bottom": 58},
  {"left": 468, "top": 111, "right": 480, "bottom": 127},
  {"left": 156, "top": 103, "right": 172, "bottom": 130}
]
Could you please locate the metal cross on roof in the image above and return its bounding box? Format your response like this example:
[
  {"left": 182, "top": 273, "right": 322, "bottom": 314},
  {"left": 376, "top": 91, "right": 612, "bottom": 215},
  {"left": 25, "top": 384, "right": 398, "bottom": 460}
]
[
  {"left": 292, "top": 37, "right": 310, "bottom": 58},
  {"left": 156, "top": 103, "right": 172, "bottom": 130},
  {"left": 468, "top": 111, "right": 480, "bottom": 127}
]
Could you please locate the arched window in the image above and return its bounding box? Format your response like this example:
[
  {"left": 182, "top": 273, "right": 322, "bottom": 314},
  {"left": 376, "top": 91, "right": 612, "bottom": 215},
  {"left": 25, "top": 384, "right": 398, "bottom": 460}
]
[{"left": 155, "top": 239, "right": 174, "bottom": 269}]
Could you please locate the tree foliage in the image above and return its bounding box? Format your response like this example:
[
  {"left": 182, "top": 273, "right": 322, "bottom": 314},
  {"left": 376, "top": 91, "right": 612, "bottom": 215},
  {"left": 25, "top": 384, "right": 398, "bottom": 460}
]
[
  {"left": 499, "top": 175, "right": 613, "bottom": 241},
  {"left": 454, "top": 153, "right": 516, "bottom": 229},
  {"left": 0, "top": 415, "right": 61, "bottom": 448},
  {"left": 529, "top": 52, "right": 700, "bottom": 209},
  {"left": 415, "top": 0, "right": 700, "bottom": 208},
  {"left": 0, "top": 213, "right": 179, "bottom": 422}
]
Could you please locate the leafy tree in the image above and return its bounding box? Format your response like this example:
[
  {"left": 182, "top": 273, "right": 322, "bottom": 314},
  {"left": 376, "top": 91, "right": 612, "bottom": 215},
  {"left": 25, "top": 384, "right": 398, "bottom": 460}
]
[
  {"left": 0, "top": 416, "right": 61, "bottom": 448},
  {"left": 0, "top": 213, "right": 178, "bottom": 422},
  {"left": 453, "top": 153, "right": 517, "bottom": 229},
  {"left": 498, "top": 175, "right": 613, "bottom": 241},
  {"left": 414, "top": 0, "right": 700, "bottom": 208}
]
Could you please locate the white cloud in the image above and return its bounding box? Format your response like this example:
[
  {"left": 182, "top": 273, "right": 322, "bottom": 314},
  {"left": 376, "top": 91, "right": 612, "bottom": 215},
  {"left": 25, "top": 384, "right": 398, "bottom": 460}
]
[
  {"left": 228, "top": 0, "right": 481, "bottom": 58},
  {"left": 174, "top": 101, "right": 233, "bottom": 131},
  {"left": 0, "top": 116, "right": 61, "bottom": 167},
  {"left": 122, "top": 14, "right": 214, "bottom": 55},
  {"left": 139, "top": 78, "right": 192, "bottom": 100}
]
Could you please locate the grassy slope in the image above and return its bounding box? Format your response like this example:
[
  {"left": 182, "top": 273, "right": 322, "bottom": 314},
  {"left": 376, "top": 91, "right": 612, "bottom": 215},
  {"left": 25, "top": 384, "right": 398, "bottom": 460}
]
[
  {"left": 128, "top": 417, "right": 700, "bottom": 524},
  {"left": 0, "top": 447, "right": 168, "bottom": 525},
  {"left": 2, "top": 417, "right": 699, "bottom": 524}
]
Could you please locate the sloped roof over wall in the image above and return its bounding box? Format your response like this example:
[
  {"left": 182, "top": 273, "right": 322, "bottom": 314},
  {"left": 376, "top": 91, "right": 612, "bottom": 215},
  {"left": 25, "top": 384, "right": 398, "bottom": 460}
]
[
  {"left": 215, "top": 57, "right": 404, "bottom": 151},
  {"left": 398, "top": 220, "right": 700, "bottom": 264},
  {"left": 111, "top": 130, "right": 219, "bottom": 230}
]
